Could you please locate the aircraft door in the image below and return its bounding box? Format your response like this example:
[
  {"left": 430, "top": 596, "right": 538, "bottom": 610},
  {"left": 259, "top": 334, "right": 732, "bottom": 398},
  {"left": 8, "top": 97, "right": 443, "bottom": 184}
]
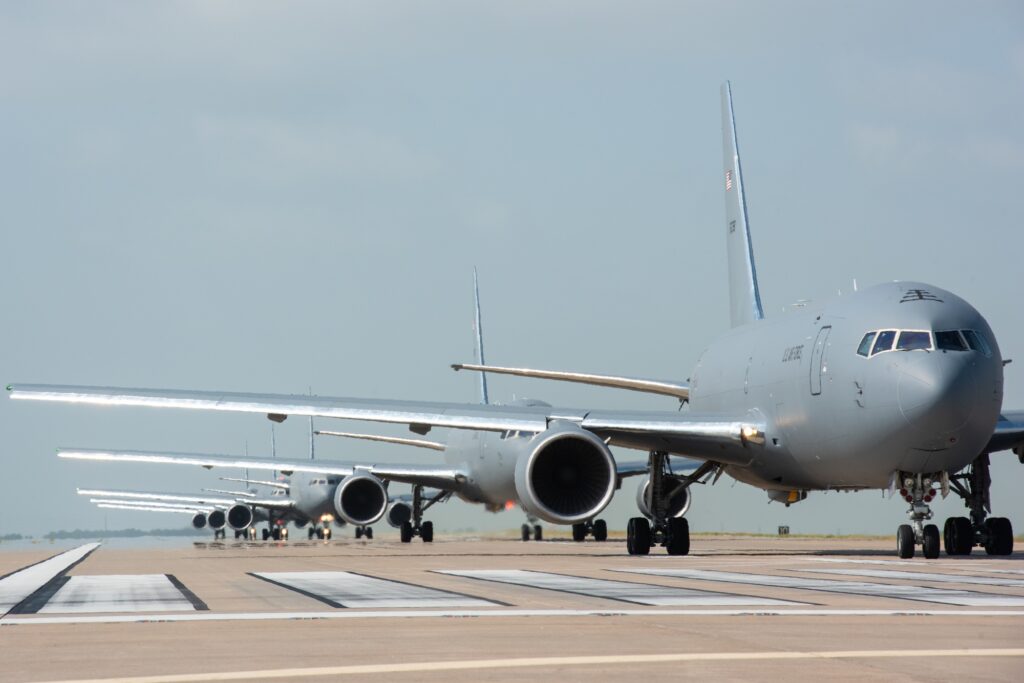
[{"left": 809, "top": 325, "right": 831, "bottom": 396}]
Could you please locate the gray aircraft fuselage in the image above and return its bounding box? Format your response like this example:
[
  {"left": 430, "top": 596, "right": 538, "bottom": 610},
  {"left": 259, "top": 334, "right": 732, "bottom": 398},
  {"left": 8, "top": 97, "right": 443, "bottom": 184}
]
[{"left": 692, "top": 280, "right": 1001, "bottom": 491}]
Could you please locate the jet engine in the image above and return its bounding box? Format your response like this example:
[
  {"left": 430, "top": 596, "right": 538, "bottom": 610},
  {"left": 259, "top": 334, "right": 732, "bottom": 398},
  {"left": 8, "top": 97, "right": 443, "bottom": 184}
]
[
  {"left": 332, "top": 473, "right": 388, "bottom": 526},
  {"left": 635, "top": 476, "right": 692, "bottom": 519},
  {"left": 386, "top": 501, "right": 413, "bottom": 528},
  {"left": 513, "top": 421, "right": 617, "bottom": 525},
  {"left": 207, "top": 509, "right": 227, "bottom": 530},
  {"left": 191, "top": 512, "right": 207, "bottom": 530},
  {"left": 227, "top": 504, "right": 254, "bottom": 531}
]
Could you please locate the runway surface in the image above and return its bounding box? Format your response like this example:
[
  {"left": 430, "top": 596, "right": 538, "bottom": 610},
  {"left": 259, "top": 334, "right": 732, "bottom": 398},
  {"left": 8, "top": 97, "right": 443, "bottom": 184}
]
[{"left": 1, "top": 534, "right": 1022, "bottom": 681}]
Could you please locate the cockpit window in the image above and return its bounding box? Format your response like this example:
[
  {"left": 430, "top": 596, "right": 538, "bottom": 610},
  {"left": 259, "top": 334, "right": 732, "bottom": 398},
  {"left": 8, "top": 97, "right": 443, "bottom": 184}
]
[
  {"left": 962, "top": 329, "right": 992, "bottom": 356},
  {"left": 935, "top": 330, "right": 967, "bottom": 351},
  {"left": 857, "top": 332, "right": 876, "bottom": 357},
  {"left": 872, "top": 330, "right": 897, "bottom": 355},
  {"left": 896, "top": 330, "right": 932, "bottom": 351}
]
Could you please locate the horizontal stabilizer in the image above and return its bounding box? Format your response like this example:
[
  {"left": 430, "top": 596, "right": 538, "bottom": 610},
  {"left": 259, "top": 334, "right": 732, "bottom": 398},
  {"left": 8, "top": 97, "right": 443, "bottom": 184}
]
[{"left": 451, "top": 363, "right": 690, "bottom": 401}]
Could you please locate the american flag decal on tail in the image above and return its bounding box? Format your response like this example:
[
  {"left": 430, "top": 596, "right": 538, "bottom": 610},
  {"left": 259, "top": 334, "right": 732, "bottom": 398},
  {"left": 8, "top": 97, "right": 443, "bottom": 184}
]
[{"left": 725, "top": 170, "right": 733, "bottom": 191}]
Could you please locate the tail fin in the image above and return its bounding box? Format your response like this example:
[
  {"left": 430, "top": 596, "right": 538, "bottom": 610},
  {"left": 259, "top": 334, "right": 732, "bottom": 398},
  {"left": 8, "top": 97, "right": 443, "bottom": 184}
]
[
  {"left": 473, "top": 267, "right": 489, "bottom": 405},
  {"left": 721, "top": 81, "right": 765, "bottom": 327}
]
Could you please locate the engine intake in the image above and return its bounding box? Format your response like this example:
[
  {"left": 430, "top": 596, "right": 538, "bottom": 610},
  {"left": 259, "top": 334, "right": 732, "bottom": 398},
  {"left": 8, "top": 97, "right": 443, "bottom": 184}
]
[
  {"left": 333, "top": 473, "right": 388, "bottom": 526},
  {"left": 635, "top": 476, "right": 692, "bottom": 519},
  {"left": 227, "top": 504, "right": 254, "bottom": 531},
  {"left": 191, "top": 512, "right": 207, "bottom": 530},
  {"left": 513, "top": 421, "right": 616, "bottom": 525},
  {"left": 207, "top": 509, "right": 226, "bottom": 530},
  {"left": 386, "top": 501, "right": 412, "bottom": 528}
]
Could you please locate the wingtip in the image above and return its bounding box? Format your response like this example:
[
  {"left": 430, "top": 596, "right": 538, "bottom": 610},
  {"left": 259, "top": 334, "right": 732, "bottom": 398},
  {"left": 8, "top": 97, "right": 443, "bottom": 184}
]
[{"left": 451, "top": 364, "right": 463, "bottom": 371}]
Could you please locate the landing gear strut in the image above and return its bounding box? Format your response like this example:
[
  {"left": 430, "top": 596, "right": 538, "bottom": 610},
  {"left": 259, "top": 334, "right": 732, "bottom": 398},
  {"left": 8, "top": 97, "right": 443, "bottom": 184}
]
[
  {"left": 894, "top": 472, "right": 941, "bottom": 559},
  {"left": 400, "top": 485, "right": 450, "bottom": 543},
  {"left": 945, "top": 455, "right": 1014, "bottom": 556},
  {"left": 571, "top": 519, "right": 607, "bottom": 542},
  {"left": 626, "top": 451, "right": 706, "bottom": 556}
]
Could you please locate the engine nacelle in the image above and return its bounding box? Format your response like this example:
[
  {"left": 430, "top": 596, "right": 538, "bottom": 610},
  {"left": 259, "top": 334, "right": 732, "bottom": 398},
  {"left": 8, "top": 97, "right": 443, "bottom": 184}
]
[
  {"left": 635, "top": 476, "right": 692, "bottom": 519},
  {"left": 333, "top": 473, "right": 388, "bottom": 526},
  {"left": 207, "top": 509, "right": 226, "bottom": 530},
  {"left": 386, "top": 502, "right": 412, "bottom": 528},
  {"left": 191, "top": 512, "right": 207, "bottom": 530},
  {"left": 513, "top": 421, "right": 617, "bottom": 525},
  {"left": 227, "top": 504, "right": 254, "bottom": 531}
]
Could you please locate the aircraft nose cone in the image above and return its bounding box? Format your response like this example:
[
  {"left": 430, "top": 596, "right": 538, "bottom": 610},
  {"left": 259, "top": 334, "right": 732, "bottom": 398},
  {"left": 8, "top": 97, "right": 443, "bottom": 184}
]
[{"left": 897, "top": 353, "right": 975, "bottom": 436}]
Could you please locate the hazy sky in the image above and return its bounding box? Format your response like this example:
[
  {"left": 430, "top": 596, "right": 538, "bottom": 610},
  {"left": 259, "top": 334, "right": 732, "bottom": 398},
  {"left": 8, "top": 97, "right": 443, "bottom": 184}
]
[{"left": 2, "top": 2, "right": 1023, "bottom": 537}]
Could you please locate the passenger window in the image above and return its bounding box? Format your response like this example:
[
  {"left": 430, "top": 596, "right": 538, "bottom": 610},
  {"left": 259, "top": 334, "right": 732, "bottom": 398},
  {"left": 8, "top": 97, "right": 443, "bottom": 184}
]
[
  {"left": 857, "top": 332, "right": 876, "bottom": 357},
  {"left": 896, "top": 331, "right": 932, "bottom": 351},
  {"left": 962, "top": 329, "right": 992, "bottom": 356},
  {"left": 872, "top": 330, "right": 897, "bottom": 355},
  {"left": 935, "top": 330, "right": 967, "bottom": 351}
]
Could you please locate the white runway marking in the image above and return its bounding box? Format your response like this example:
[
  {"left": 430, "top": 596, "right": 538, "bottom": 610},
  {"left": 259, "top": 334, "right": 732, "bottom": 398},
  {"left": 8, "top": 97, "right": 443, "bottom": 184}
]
[
  {"left": 0, "top": 543, "right": 100, "bottom": 616},
  {"left": 251, "top": 571, "right": 497, "bottom": 608},
  {"left": 4, "top": 607, "right": 1024, "bottom": 627},
  {"left": 615, "top": 568, "right": 1024, "bottom": 607},
  {"left": 438, "top": 569, "right": 803, "bottom": 606},
  {"left": 810, "top": 558, "right": 1024, "bottom": 574},
  {"left": 805, "top": 568, "right": 1024, "bottom": 588},
  {"left": 38, "top": 575, "right": 201, "bottom": 614},
  {"left": 35, "top": 648, "right": 1024, "bottom": 682}
]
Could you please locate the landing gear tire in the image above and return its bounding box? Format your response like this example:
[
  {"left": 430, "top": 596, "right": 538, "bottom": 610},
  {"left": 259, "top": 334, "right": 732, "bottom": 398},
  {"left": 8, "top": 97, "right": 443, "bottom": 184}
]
[
  {"left": 572, "top": 523, "right": 586, "bottom": 542},
  {"left": 308, "top": 527, "right": 316, "bottom": 540},
  {"left": 323, "top": 527, "right": 332, "bottom": 541},
  {"left": 400, "top": 522, "right": 413, "bottom": 543},
  {"left": 364, "top": 527, "right": 373, "bottom": 540},
  {"left": 521, "top": 524, "right": 530, "bottom": 542},
  {"left": 984, "top": 517, "right": 1014, "bottom": 556},
  {"left": 421, "top": 521, "right": 433, "bottom": 543},
  {"left": 922, "top": 524, "right": 940, "bottom": 559},
  {"left": 271, "top": 528, "right": 281, "bottom": 541},
  {"left": 532, "top": 525, "right": 542, "bottom": 541},
  {"left": 943, "top": 517, "right": 973, "bottom": 556},
  {"left": 262, "top": 528, "right": 270, "bottom": 541},
  {"left": 592, "top": 519, "right": 607, "bottom": 542},
  {"left": 666, "top": 517, "right": 690, "bottom": 556},
  {"left": 355, "top": 527, "right": 363, "bottom": 540},
  {"left": 896, "top": 524, "right": 915, "bottom": 559},
  {"left": 626, "top": 517, "right": 651, "bottom": 556}
]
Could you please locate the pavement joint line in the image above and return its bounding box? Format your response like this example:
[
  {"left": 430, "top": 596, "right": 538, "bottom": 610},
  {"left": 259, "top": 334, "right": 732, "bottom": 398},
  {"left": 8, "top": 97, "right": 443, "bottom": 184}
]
[
  {"left": 3, "top": 607, "right": 1024, "bottom": 625},
  {"left": 36, "top": 648, "right": 1024, "bottom": 682}
]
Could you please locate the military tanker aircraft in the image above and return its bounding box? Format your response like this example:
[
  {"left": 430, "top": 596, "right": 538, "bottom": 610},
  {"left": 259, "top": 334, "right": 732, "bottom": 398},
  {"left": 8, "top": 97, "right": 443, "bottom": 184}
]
[{"left": 11, "top": 83, "right": 1022, "bottom": 558}]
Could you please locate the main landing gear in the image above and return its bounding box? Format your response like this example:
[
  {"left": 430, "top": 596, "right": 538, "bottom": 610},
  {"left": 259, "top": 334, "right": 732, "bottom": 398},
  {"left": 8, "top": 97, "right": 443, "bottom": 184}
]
[
  {"left": 571, "top": 519, "right": 607, "bottom": 542},
  {"left": 400, "top": 485, "right": 450, "bottom": 543},
  {"left": 626, "top": 451, "right": 707, "bottom": 556},
  {"left": 307, "top": 525, "right": 333, "bottom": 540},
  {"left": 894, "top": 456, "right": 1014, "bottom": 558},
  {"left": 355, "top": 526, "right": 374, "bottom": 540},
  {"left": 945, "top": 455, "right": 1013, "bottom": 556},
  {"left": 262, "top": 525, "right": 289, "bottom": 541},
  {"left": 521, "top": 523, "right": 543, "bottom": 541}
]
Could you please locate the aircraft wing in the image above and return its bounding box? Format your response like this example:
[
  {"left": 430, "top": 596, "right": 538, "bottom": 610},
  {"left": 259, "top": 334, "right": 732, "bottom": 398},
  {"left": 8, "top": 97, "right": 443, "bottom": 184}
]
[
  {"left": 984, "top": 411, "right": 1024, "bottom": 455},
  {"left": 59, "top": 448, "right": 467, "bottom": 491},
  {"left": 12, "top": 384, "right": 765, "bottom": 466},
  {"left": 451, "top": 364, "right": 690, "bottom": 400}
]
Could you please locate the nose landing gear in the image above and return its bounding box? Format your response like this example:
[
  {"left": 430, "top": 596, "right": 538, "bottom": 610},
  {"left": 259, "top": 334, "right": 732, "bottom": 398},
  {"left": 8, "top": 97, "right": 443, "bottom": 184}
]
[
  {"left": 895, "top": 473, "right": 941, "bottom": 559},
  {"left": 571, "top": 519, "right": 607, "bottom": 542}
]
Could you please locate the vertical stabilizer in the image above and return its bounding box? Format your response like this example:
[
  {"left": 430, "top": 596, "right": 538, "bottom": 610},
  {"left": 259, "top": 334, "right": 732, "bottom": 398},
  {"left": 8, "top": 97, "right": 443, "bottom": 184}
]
[
  {"left": 721, "top": 81, "right": 765, "bottom": 327},
  {"left": 473, "top": 268, "right": 490, "bottom": 405}
]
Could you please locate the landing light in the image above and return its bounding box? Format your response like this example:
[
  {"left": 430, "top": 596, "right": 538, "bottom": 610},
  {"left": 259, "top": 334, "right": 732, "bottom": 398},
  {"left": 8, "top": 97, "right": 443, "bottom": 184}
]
[
  {"left": 741, "top": 426, "right": 765, "bottom": 445},
  {"left": 320, "top": 513, "right": 334, "bottom": 523}
]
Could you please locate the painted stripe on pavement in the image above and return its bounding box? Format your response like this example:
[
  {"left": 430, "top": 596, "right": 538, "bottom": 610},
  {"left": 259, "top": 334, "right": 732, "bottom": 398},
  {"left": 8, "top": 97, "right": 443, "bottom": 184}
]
[
  {"left": 614, "top": 568, "right": 1024, "bottom": 607},
  {"left": 3, "top": 607, "right": 1024, "bottom": 626},
  {"left": 805, "top": 568, "right": 1024, "bottom": 588},
  {"left": 0, "top": 543, "right": 101, "bottom": 616},
  {"left": 438, "top": 569, "right": 804, "bottom": 606},
  {"left": 251, "top": 571, "right": 498, "bottom": 608},
  {"left": 36, "top": 574, "right": 201, "bottom": 614},
  {"left": 36, "top": 648, "right": 1024, "bottom": 682}
]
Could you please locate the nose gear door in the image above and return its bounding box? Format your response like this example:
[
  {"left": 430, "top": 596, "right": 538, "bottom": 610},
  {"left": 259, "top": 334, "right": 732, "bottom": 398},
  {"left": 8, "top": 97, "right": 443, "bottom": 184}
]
[{"left": 810, "top": 325, "right": 831, "bottom": 396}]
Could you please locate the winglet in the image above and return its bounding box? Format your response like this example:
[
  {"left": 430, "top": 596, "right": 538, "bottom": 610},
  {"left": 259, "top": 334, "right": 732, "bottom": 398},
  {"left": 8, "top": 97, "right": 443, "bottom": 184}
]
[{"left": 722, "top": 81, "right": 765, "bottom": 327}]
